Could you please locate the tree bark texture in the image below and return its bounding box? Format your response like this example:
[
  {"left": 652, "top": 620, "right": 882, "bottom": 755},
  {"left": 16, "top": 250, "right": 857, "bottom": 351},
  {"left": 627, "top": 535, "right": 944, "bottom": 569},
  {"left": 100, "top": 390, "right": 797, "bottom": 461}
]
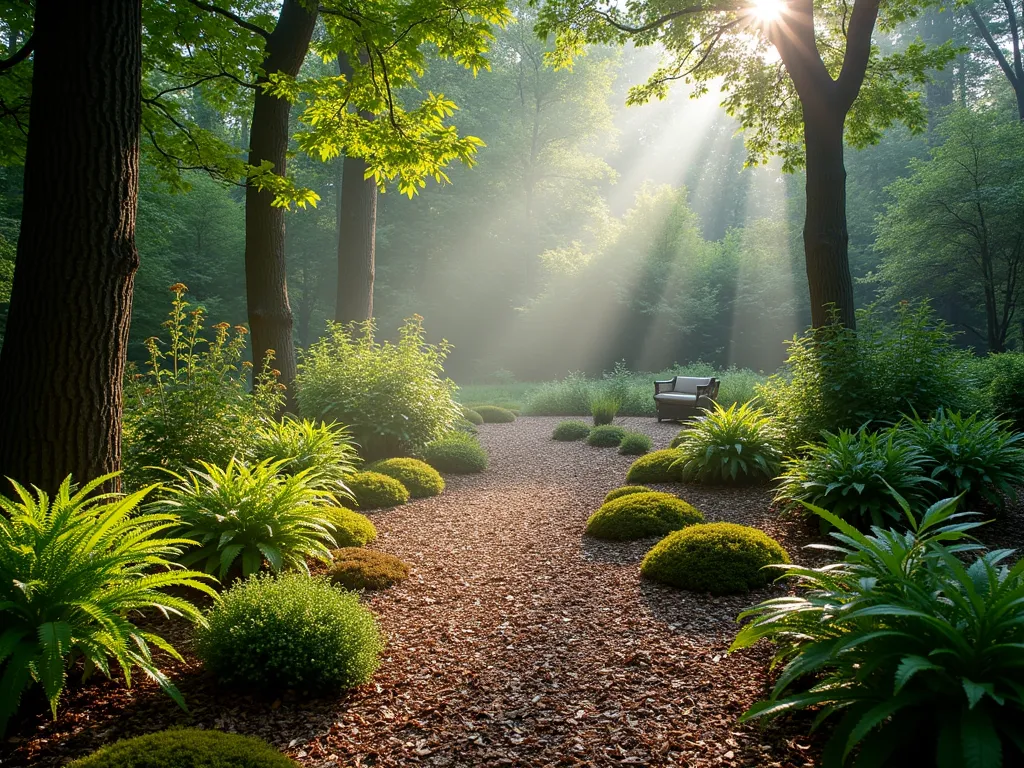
[
  {"left": 335, "top": 54, "right": 378, "bottom": 325},
  {"left": 0, "top": 0, "right": 141, "bottom": 493},
  {"left": 245, "top": 0, "right": 316, "bottom": 410}
]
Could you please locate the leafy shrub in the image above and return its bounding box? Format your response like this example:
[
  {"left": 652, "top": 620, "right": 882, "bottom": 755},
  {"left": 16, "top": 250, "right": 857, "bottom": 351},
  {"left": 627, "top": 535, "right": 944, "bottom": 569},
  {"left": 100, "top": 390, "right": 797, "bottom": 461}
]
[
  {"left": 625, "top": 449, "right": 683, "bottom": 483},
  {"left": 586, "top": 424, "right": 626, "bottom": 447},
  {"left": 552, "top": 420, "right": 591, "bottom": 441},
  {"left": 122, "top": 284, "right": 281, "bottom": 490},
  {"left": 324, "top": 508, "right": 377, "bottom": 548},
  {"left": 732, "top": 497, "right": 1024, "bottom": 767},
  {"left": 590, "top": 394, "right": 620, "bottom": 426},
  {"left": 367, "top": 457, "right": 444, "bottom": 498},
  {"left": 585, "top": 491, "right": 703, "bottom": 540},
  {"left": 774, "top": 428, "right": 935, "bottom": 530},
  {"left": 328, "top": 548, "right": 411, "bottom": 591},
  {"left": 987, "top": 352, "right": 1024, "bottom": 430},
  {"left": 604, "top": 485, "right": 651, "bottom": 503},
  {"left": 0, "top": 474, "right": 215, "bottom": 734},
  {"left": 901, "top": 408, "right": 1024, "bottom": 507},
  {"left": 346, "top": 471, "right": 410, "bottom": 510},
  {"left": 249, "top": 418, "right": 356, "bottom": 493},
  {"left": 618, "top": 432, "right": 652, "bottom": 455},
  {"left": 757, "top": 301, "right": 980, "bottom": 449},
  {"left": 524, "top": 371, "right": 593, "bottom": 416},
  {"left": 671, "top": 402, "right": 782, "bottom": 484},
  {"left": 453, "top": 418, "right": 479, "bottom": 435},
  {"left": 196, "top": 573, "right": 382, "bottom": 692},
  {"left": 474, "top": 405, "right": 517, "bottom": 423},
  {"left": 421, "top": 433, "right": 489, "bottom": 474},
  {"left": 640, "top": 522, "right": 788, "bottom": 594},
  {"left": 68, "top": 729, "right": 298, "bottom": 768},
  {"left": 461, "top": 406, "right": 484, "bottom": 425},
  {"left": 155, "top": 459, "right": 339, "bottom": 579},
  {"left": 296, "top": 316, "right": 460, "bottom": 459}
]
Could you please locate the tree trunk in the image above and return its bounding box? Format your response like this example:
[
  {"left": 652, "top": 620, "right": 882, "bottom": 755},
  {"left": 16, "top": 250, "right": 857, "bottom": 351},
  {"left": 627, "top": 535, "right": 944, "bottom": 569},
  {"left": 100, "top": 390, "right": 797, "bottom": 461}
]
[
  {"left": 245, "top": 0, "right": 316, "bottom": 411},
  {"left": 802, "top": 104, "right": 857, "bottom": 329},
  {"left": 335, "top": 54, "right": 378, "bottom": 325},
  {"left": 0, "top": 0, "right": 141, "bottom": 493}
]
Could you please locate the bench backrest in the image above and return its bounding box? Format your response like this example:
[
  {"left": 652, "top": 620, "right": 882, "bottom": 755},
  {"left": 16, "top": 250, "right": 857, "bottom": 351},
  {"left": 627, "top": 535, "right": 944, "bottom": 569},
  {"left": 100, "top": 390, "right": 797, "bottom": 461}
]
[{"left": 672, "top": 376, "right": 714, "bottom": 395}]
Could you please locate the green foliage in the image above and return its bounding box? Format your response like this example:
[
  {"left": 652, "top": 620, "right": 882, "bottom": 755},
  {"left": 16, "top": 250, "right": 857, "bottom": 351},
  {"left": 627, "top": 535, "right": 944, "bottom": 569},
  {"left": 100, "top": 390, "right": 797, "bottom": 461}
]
[
  {"left": 68, "top": 729, "right": 299, "bottom": 768},
  {"left": 987, "top": 353, "right": 1024, "bottom": 430},
  {"left": 0, "top": 474, "right": 216, "bottom": 735},
  {"left": 453, "top": 418, "right": 479, "bottom": 435},
  {"left": 420, "top": 433, "right": 489, "bottom": 474},
  {"left": 366, "top": 458, "right": 445, "bottom": 498},
  {"left": 590, "top": 394, "right": 620, "bottom": 426},
  {"left": 461, "top": 406, "right": 485, "bottom": 425},
  {"left": 671, "top": 402, "right": 782, "bottom": 484},
  {"left": 122, "top": 285, "right": 281, "bottom": 490},
  {"left": 618, "top": 432, "right": 653, "bottom": 456},
  {"left": 324, "top": 508, "right": 377, "bottom": 548},
  {"left": 900, "top": 408, "right": 1024, "bottom": 508},
  {"left": 328, "top": 548, "right": 411, "bottom": 591},
  {"left": 603, "top": 485, "right": 652, "bottom": 503},
  {"left": 196, "top": 574, "right": 382, "bottom": 693},
  {"left": 732, "top": 498, "right": 1024, "bottom": 767},
  {"left": 585, "top": 491, "right": 703, "bottom": 541},
  {"left": 345, "top": 471, "right": 411, "bottom": 510},
  {"left": 775, "top": 428, "right": 936, "bottom": 530},
  {"left": 155, "top": 459, "right": 339, "bottom": 579},
  {"left": 473, "top": 405, "right": 517, "bottom": 423},
  {"left": 249, "top": 418, "right": 357, "bottom": 494},
  {"left": 640, "top": 523, "right": 789, "bottom": 595},
  {"left": 296, "top": 317, "right": 460, "bottom": 459},
  {"left": 552, "top": 420, "right": 592, "bottom": 441},
  {"left": 586, "top": 424, "right": 626, "bottom": 447},
  {"left": 757, "top": 301, "right": 978, "bottom": 449},
  {"left": 625, "top": 449, "right": 684, "bottom": 484}
]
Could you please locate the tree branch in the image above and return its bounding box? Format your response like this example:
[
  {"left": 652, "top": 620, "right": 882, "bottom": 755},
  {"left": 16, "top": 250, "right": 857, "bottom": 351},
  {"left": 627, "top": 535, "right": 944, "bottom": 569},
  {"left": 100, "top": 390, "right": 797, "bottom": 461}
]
[
  {"left": 835, "top": 0, "right": 881, "bottom": 111},
  {"left": 1002, "top": 0, "right": 1023, "bottom": 78},
  {"left": 967, "top": 4, "right": 1018, "bottom": 88},
  {"left": 0, "top": 34, "right": 33, "bottom": 73},
  {"left": 184, "top": 0, "right": 272, "bottom": 40}
]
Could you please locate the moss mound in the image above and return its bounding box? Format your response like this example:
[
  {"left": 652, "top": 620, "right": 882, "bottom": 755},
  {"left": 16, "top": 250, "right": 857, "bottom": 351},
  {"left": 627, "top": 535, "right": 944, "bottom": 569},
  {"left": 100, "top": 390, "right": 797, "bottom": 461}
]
[
  {"left": 603, "top": 485, "right": 651, "bottom": 503},
  {"left": 641, "top": 522, "right": 790, "bottom": 594},
  {"left": 328, "top": 547, "right": 411, "bottom": 591},
  {"left": 618, "top": 432, "right": 652, "bottom": 456},
  {"left": 367, "top": 457, "right": 444, "bottom": 498},
  {"left": 586, "top": 425, "right": 626, "bottom": 447},
  {"left": 346, "top": 470, "right": 410, "bottom": 510},
  {"left": 669, "top": 430, "right": 687, "bottom": 449},
  {"left": 552, "top": 420, "right": 591, "bottom": 441},
  {"left": 325, "top": 507, "right": 377, "bottom": 548},
  {"left": 461, "top": 406, "right": 484, "bottom": 425},
  {"left": 69, "top": 729, "right": 298, "bottom": 768},
  {"left": 585, "top": 491, "right": 703, "bottom": 541},
  {"left": 625, "top": 449, "right": 683, "bottom": 483},
  {"left": 421, "top": 434, "right": 488, "bottom": 474},
  {"left": 474, "top": 405, "right": 517, "bottom": 423}
]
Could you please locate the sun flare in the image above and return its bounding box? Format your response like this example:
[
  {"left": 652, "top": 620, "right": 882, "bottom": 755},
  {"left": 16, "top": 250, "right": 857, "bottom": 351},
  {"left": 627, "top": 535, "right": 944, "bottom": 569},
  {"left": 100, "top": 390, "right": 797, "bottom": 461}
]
[{"left": 749, "top": 0, "right": 786, "bottom": 21}]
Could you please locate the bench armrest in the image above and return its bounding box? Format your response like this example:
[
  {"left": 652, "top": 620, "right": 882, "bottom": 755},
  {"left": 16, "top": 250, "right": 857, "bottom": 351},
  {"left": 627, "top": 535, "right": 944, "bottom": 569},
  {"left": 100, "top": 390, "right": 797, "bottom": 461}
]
[
  {"left": 654, "top": 378, "right": 674, "bottom": 395},
  {"left": 696, "top": 378, "right": 720, "bottom": 401}
]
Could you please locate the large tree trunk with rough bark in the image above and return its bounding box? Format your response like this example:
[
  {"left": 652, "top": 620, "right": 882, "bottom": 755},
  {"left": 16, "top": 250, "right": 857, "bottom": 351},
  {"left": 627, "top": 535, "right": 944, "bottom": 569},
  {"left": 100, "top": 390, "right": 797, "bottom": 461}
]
[
  {"left": 335, "top": 54, "right": 378, "bottom": 325},
  {"left": 245, "top": 0, "right": 316, "bottom": 410},
  {"left": 0, "top": 0, "right": 141, "bottom": 493}
]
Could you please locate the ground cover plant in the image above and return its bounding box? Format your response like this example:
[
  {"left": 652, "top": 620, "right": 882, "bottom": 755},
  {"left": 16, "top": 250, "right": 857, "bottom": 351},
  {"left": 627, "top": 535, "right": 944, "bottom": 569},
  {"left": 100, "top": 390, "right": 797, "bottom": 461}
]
[
  {"left": 625, "top": 449, "right": 683, "bottom": 483},
  {"left": 249, "top": 418, "right": 357, "bottom": 492},
  {"left": 732, "top": 497, "right": 1024, "bottom": 767},
  {"left": 618, "top": 431, "right": 652, "bottom": 455},
  {"left": 196, "top": 573, "right": 383, "bottom": 693},
  {"left": 346, "top": 470, "right": 411, "bottom": 510},
  {"left": 672, "top": 402, "right": 782, "bottom": 484},
  {"left": 641, "top": 522, "right": 788, "bottom": 594},
  {"left": 586, "top": 424, "right": 626, "bottom": 447},
  {"left": 603, "top": 485, "right": 652, "bottom": 502},
  {"left": 461, "top": 406, "right": 485, "bottom": 425},
  {"left": 69, "top": 729, "right": 299, "bottom": 768},
  {"left": 474, "top": 405, "right": 517, "bottom": 423},
  {"left": 296, "top": 317, "right": 461, "bottom": 459},
  {"left": 585, "top": 491, "right": 703, "bottom": 540},
  {"left": 552, "top": 420, "right": 591, "bottom": 441},
  {"left": 420, "top": 432, "right": 489, "bottom": 473},
  {"left": 328, "top": 548, "right": 411, "bottom": 591},
  {"left": 325, "top": 507, "right": 378, "bottom": 548},
  {"left": 367, "top": 457, "right": 445, "bottom": 498},
  {"left": 0, "top": 474, "right": 216, "bottom": 734},
  {"left": 155, "top": 458, "right": 339, "bottom": 578}
]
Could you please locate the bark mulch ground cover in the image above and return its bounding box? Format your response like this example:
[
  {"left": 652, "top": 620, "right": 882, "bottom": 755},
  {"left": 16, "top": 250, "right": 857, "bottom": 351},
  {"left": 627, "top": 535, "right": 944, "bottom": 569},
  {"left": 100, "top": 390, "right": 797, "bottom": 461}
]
[{"left": 15, "top": 415, "right": 1020, "bottom": 767}]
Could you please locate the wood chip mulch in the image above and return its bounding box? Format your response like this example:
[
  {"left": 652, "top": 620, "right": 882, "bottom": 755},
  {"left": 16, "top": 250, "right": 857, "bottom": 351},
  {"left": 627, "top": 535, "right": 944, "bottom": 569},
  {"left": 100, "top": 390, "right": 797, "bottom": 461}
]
[{"left": 17, "top": 415, "right": 1021, "bottom": 767}]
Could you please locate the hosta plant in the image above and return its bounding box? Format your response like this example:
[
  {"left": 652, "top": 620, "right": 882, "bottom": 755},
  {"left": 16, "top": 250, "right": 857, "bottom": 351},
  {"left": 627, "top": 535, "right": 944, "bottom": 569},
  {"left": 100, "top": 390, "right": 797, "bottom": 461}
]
[
  {"left": 249, "top": 417, "right": 357, "bottom": 495},
  {"left": 671, "top": 402, "right": 782, "bottom": 484},
  {"left": 154, "top": 458, "right": 339, "bottom": 579},
  {"left": 732, "top": 497, "right": 1024, "bottom": 767},
  {"left": 900, "top": 408, "right": 1024, "bottom": 508},
  {"left": 774, "top": 427, "right": 935, "bottom": 530},
  {"left": 0, "top": 474, "right": 216, "bottom": 735}
]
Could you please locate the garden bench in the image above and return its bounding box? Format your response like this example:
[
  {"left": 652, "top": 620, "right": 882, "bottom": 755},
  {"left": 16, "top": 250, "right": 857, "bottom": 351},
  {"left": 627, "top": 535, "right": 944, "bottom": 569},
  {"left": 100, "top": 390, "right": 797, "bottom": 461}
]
[{"left": 653, "top": 376, "right": 720, "bottom": 422}]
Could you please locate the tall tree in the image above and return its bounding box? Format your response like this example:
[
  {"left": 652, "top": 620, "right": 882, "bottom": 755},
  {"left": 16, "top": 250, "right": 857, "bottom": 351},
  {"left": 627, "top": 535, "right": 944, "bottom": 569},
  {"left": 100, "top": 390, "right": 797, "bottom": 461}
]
[
  {"left": 964, "top": 0, "right": 1024, "bottom": 120},
  {"left": 0, "top": 0, "right": 142, "bottom": 491},
  {"left": 537, "top": 0, "right": 955, "bottom": 327}
]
